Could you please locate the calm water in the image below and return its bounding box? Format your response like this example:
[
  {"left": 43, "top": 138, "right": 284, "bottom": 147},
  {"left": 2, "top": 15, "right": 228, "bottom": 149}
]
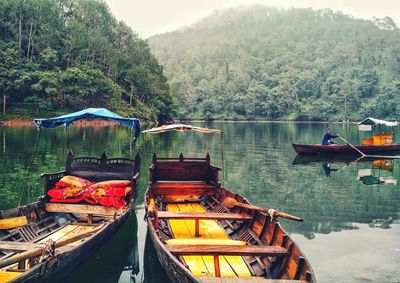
[{"left": 0, "top": 122, "right": 399, "bottom": 283}]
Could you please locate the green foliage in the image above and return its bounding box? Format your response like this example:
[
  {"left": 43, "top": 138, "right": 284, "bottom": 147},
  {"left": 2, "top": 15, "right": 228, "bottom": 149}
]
[
  {"left": 149, "top": 6, "right": 400, "bottom": 121},
  {"left": 0, "top": 0, "right": 175, "bottom": 122}
]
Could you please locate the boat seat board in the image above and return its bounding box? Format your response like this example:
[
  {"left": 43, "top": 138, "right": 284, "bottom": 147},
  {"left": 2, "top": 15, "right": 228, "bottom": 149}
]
[
  {"left": 45, "top": 203, "right": 125, "bottom": 216},
  {"left": 0, "top": 271, "right": 23, "bottom": 283},
  {"left": 0, "top": 216, "right": 28, "bottom": 230},
  {"left": 166, "top": 239, "right": 247, "bottom": 246},
  {"left": 158, "top": 211, "right": 252, "bottom": 221},
  {"left": 154, "top": 182, "right": 216, "bottom": 197},
  {"left": 167, "top": 245, "right": 287, "bottom": 256},
  {"left": 166, "top": 203, "right": 252, "bottom": 278}
]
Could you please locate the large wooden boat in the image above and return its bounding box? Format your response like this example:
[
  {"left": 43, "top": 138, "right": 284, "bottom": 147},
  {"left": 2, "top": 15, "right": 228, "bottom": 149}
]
[
  {"left": 145, "top": 153, "right": 315, "bottom": 283},
  {"left": 0, "top": 151, "right": 140, "bottom": 283},
  {"left": 292, "top": 143, "right": 400, "bottom": 155}
]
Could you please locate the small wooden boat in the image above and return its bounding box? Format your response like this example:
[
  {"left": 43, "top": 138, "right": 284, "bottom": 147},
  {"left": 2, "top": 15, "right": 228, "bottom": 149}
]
[
  {"left": 0, "top": 151, "right": 140, "bottom": 283},
  {"left": 145, "top": 153, "right": 315, "bottom": 283},
  {"left": 292, "top": 143, "right": 400, "bottom": 155},
  {"left": 293, "top": 117, "right": 400, "bottom": 155}
]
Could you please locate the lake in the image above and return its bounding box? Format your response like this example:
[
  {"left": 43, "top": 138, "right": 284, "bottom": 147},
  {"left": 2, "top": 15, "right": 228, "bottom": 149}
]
[{"left": 0, "top": 122, "right": 399, "bottom": 282}]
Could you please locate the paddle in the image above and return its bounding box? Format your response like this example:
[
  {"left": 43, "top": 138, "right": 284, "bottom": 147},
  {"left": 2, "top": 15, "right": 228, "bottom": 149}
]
[
  {"left": 338, "top": 136, "right": 366, "bottom": 157},
  {"left": 0, "top": 223, "right": 105, "bottom": 269},
  {"left": 222, "top": 197, "right": 303, "bottom": 222}
]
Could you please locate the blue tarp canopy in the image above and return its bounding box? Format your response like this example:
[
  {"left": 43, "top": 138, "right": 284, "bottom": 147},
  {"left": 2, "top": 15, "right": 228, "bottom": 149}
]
[{"left": 34, "top": 108, "right": 141, "bottom": 137}]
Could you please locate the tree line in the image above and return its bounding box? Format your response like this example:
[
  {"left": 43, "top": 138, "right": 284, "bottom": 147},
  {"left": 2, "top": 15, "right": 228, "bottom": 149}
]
[
  {"left": 0, "top": 0, "right": 175, "bottom": 122},
  {"left": 149, "top": 5, "right": 400, "bottom": 121}
]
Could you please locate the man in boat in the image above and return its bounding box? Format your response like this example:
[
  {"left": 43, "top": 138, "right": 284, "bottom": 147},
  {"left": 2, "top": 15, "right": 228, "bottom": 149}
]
[{"left": 321, "top": 128, "right": 338, "bottom": 145}]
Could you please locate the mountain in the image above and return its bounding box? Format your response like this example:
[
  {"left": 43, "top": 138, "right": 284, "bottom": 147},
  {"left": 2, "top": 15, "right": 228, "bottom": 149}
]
[
  {"left": 149, "top": 5, "right": 400, "bottom": 121},
  {"left": 0, "top": 0, "right": 175, "bottom": 122}
]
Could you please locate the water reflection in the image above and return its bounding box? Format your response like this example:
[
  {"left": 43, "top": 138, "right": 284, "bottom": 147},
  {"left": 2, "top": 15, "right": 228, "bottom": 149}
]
[
  {"left": 0, "top": 122, "right": 399, "bottom": 282},
  {"left": 61, "top": 214, "right": 139, "bottom": 283}
]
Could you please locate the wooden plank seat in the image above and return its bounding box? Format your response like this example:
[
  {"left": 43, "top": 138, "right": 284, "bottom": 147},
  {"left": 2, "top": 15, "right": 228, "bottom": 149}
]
[
  {"left": 45, "top": 203, "right": 125, "bottom": 216},
  {"left": 157, "top": 211, "right": 251, "bottom": 221},
  {"left": 167, "top": 245, "right": 287, "bottom": 257},
  {"left": 167, "top": 245, "right": 287, "bottom": 278},
  {"left": 153, "top": 182, "right": 216, "bottom": 197}
]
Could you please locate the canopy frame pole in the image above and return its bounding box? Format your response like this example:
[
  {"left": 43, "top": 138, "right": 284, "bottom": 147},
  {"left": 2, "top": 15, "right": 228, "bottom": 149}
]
[{"left": 18, "top": 127, "right": 41, "bottom": 206}]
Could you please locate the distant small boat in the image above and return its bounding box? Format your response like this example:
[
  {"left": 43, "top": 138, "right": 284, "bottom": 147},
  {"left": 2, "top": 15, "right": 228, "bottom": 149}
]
[
  {"left": 292, "top": 143, "right": 400, "bottom": 155},
  {"left": 293, "top": 117, "right": 400, "bottom": 155}
]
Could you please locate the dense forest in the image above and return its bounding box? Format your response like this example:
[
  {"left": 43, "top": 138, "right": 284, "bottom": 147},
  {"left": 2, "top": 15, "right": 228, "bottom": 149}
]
[
  {"left": 150, "top": 6, "right": 400, "bottom": 121},
  {"left": 0, "top": 0, "right": 175, "bottom": 122}
]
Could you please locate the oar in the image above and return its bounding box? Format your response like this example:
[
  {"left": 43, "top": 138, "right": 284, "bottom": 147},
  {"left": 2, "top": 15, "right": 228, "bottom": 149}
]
[
  {"left": 338, "top": 136, "right": 366, "bottom": 157},
  {"left": 0, "top": 223, "right": 106, "bottom": 269},
  {"left": 222, "top": 197, "right": 303, "bottom": 222},
  {"left": 338, "top": 136, "right": 400, "bottom": 160}
]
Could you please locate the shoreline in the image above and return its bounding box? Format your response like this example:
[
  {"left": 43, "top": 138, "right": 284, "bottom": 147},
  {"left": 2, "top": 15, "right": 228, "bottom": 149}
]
[{"left": 1, "top": 118, "right": 359, "bottom": 127}]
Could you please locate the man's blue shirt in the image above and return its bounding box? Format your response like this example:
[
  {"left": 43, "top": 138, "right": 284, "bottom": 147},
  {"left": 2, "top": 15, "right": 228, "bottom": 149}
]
[{"left": 321, "top": 133, "right": 338, "bottom": 145}]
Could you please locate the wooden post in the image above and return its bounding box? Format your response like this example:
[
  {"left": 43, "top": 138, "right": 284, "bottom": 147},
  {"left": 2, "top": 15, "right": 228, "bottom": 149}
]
[
  {"left": 100, "top": 151, "right": 107, "bottom": 166},
  {"left": 213, "top": 255, "right": 221, "bottom": 277},
  {"left": 2, "top": 95, "right": 5, "bottom": 117},
  {"left": 134, "top": 153, "right": 141, "bottom": 174},
  {"left": 65, "top": 151, "right": 74, "bottom": 172},
  {"left": 195, "top": 218, "right": 200, "bottom": 237},
  {"left": 87, "top": 214, "right": 93, "bottom": 225}
]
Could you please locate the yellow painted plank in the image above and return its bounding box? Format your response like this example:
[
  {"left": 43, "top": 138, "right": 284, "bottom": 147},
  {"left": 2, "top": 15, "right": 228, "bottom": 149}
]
[
  {"left": 166, "top": 203, "right": 251, "bottom": 278},
  {"left": 0, "top": 216, "right": 28, "bottom": 230},
  {"left": 0, "top": 271, "right": 22, "bottom": 283}
]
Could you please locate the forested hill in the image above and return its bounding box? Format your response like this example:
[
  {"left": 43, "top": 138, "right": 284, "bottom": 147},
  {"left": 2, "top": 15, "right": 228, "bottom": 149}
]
[
  {"left": 149, "top": 6, "right": 400, "bottom": 121},
  {"left": 0, "top": 0, "right": 174, "bottom": 122}
]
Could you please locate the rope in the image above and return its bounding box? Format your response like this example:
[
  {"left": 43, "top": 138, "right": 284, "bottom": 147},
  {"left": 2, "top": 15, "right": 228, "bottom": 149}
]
[{"left": 18, "top": 127, "right": 41, "bottom": 206}]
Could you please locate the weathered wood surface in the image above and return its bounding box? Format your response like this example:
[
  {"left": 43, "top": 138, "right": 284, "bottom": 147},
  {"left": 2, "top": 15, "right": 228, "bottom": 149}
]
[
  {"left": 167, "top": 245, "right": 287, "bottom": 256},
  {"left": 0, "top": 241, "right": 39, "bottom": 252},
  {"left": 0, "top": 216, "right": 28, "bottom": 230},
  {"left": 158, "top": 211, "right": 252, "bottom": 221},
  {"left": 45, "top": 203, "right": 125, "bottom": 216}
]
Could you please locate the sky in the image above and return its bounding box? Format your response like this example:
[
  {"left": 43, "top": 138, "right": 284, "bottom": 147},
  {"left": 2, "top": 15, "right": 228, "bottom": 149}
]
[{"left": 104, "top": 0, "right": 400, "bottom": 38}]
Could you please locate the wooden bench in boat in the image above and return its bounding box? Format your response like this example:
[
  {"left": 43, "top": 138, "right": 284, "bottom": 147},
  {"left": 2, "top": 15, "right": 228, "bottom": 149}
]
[
  {"left": 167, "top": 245, "right": 287, "bottom": 257},
  {"left": 45, "top": 203, "right": 125, "bottom": 224},
  {"left": 153, "top": 182, "right": 216, "bottom": 197},
  {"left": 167, "top": 245, "right": 287, "bottom": 278},
  {"left": 157, "top": 211, "right": 252, "bottom": 236}
]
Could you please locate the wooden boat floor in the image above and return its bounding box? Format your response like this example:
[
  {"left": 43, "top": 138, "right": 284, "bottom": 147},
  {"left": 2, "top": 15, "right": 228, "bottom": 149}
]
[
  {"left": 166, "top": 202, "right": 252, "bottom": 278},
  {"left": 38, "top": 224, "right": 96, "bottom": 247}
]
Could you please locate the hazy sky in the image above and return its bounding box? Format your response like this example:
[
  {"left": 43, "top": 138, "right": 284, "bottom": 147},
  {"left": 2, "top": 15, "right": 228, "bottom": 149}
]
[{"left": 104, "top": 0, "right": 400, "bottom": 38}]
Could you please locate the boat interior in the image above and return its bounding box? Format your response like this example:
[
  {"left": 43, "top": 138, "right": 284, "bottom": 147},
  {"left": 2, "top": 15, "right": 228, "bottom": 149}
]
[
  {"left": 146, "top": 154, "right": 314, "bottom": 282},
  {"left": 0, "top": 152, "right": 140, "bottom": 282}
]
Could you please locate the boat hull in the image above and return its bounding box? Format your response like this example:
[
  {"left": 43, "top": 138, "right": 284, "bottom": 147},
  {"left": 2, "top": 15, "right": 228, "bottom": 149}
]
[{"left": 292, "top": 143, "right": 400, "bottom": 155}]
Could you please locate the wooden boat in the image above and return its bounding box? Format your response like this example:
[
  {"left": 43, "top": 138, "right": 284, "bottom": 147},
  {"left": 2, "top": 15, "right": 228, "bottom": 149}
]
[
  {"left": 293, "top": 117, "right": 400, "bottom": 155},
  {"left": 145, "top": 153, "right": 315, "bottom": 283},
  {"left": 292, "top": 153, "right": 397, "bottom": 165},
  {"left": 292, "top": 143, "right": 400, "bottom": 155},
  {"left": 0, "top": 151, "right": 140, "bottom": 283}
]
